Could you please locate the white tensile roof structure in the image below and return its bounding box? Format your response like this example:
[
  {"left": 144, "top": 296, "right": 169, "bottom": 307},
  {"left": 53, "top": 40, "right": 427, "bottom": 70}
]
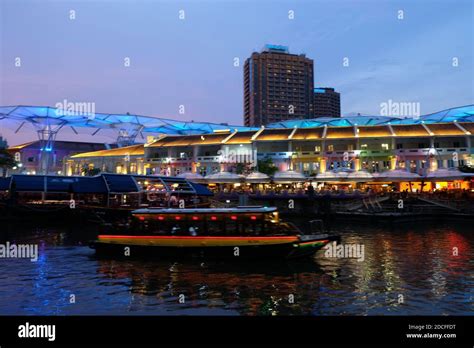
[{"left": 204, "top": 171, "right": 244, "bottom": 183}]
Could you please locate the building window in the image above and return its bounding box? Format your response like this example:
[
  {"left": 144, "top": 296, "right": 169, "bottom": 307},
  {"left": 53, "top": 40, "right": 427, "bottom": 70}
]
[
  {"left": 314, "top": 146, "right": 321, "bottom": 152},
  {"left": 327, "top": 145, "right": 334, "bottom": 151},
  {"left": 381, "top": 143, "right": 389, "bottom": 150},
  {"left": 396, "top": 144, "right": 403, "bottom": 149}
]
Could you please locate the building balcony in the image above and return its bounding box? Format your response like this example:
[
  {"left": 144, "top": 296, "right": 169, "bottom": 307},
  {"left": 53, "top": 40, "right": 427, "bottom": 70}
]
[
  {"left": 395, "top": 147, "right": 470, "bottom": 157},
  {"left": 257, "top": 152, "right": 293, "bottom": 159},
  {"left": 260, "top": 150, "right": 393, "bottom": 159},
  {"left": 291, "top": 151, "right": 322, "bottom": 158},
  {"left": 196, "top": 155, "right": 222, "bottom": 163},
  {"left": 146, "top": 157, "right": 193, "bottom": 164},
  {"left": 358, "top": 149, "right": 392, "bottom": 157}
]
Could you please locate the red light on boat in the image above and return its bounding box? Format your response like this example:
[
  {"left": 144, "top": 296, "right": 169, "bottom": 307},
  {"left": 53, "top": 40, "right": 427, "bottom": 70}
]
[
  {"left": 175, "top": 216, "right": 181, "bottom": 220},
  {"left": 192, "top": 216, "right": 199, "bottom": 220},
  {"left": 138, "top": 216, "right": 145, "bottom": 221},
  {"left": 250, "top": 215, "right": 257, "bottom": 220},
  {"left": 158, "top": 216, "right": 164, "bottom": 220},
  {"left": 230, "top": 215, "right": 237, "bottom": 220},
  {"left": 210, "top": 216, "right": 217, "bottom": 221}
]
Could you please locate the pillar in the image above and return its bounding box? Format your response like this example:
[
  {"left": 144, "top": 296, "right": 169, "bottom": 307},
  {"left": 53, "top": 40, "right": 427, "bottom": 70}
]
[
  {"left": 320, "top": 158, "right": 326, "bottom": 173},
  {"left": 192, "top": 146, "right": 199, "bottom": 173},
  {"left": 429, "top": 157, "right": 438, "bottom": 172},
  {"left": 390, "top": 157, "right": 397, "bottom": 170},
  {"left": 354, "top": 158, "right": 361, "bottom": 171},
  {"left": 467, "top": 136, "right": 472, "bottom": 166},
  {"left": 288, "top": 142, "right": 293, "bottom": 171}
]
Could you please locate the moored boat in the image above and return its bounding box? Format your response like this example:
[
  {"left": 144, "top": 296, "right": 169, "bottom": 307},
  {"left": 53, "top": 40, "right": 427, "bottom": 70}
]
[{"left": 91, "top": 206, "right": 339, "bottom": 259}]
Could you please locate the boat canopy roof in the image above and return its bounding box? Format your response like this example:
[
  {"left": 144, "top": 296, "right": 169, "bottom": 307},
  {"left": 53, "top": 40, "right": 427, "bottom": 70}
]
[
  {"left": 1, "top": 174, "right": 213, "bottom": 196},
  {"left": 132, "top": 206, "right": 277, "bottom": 214}
]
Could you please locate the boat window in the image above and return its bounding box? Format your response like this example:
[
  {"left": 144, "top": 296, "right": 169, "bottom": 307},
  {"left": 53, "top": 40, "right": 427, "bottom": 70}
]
[
  {"left": 156, "top": 221, "right": 171, "bottom": 235},
  {"left": 188, "top": 221, "right": 205, "bottom": 236},
  {"left": 252, "top": 222, "right": 263, "bottom": 235},
  {"left": 238, "top": 222, "right": 263, "bottom": 235},
  {"left": 225, "top": 221, "right": 239, "bottom": 235},
  {"left": 207, "top": 220, "right": 225, "bottom": 235},
  {"left": 143, "top": 219, "right": 168, "bottom": 235}
]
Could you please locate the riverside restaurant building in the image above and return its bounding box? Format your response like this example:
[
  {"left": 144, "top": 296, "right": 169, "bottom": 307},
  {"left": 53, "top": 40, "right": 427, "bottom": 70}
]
[{"left": 63, "top": 105, "right": 474, "bottom": 193}]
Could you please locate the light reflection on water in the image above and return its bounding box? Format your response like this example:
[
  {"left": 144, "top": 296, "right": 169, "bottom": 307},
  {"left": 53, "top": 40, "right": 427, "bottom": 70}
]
[{"left": 0, "top": 221, "right": 472, "bottom": 315}]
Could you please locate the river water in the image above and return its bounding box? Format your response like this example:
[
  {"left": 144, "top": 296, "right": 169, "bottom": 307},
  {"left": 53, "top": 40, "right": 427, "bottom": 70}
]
[{"left": 0, "top": 219, "right": 472, "bottom": 315}]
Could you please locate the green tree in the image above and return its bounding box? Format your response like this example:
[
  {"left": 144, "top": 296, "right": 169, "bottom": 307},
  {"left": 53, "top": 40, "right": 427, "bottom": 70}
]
[
  {"left": 0, "top": 149, "right": 16, "bottom": 177},
  {"left": 458, "top": 164, "right": 474, "bottom": 173},
  {"left": 81, "top": 166, "right": 101, "bottom": 176},
  {"left": 256, "top": 158, "right": 278, "bottom": 176},
  {"left": 235, "top": 162, "right": 253, "bottom": 175}
]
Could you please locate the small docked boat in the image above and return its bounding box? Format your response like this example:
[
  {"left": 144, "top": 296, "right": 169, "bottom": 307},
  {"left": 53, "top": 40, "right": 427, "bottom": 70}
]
[{"left": 92, "top": 206, "right": 339, "bottom": 259}]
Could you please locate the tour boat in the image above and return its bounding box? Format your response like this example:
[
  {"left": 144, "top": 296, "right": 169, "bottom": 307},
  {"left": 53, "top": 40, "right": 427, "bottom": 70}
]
[{"left": 92, "top": 206, "right": 339, "bottom": 259}]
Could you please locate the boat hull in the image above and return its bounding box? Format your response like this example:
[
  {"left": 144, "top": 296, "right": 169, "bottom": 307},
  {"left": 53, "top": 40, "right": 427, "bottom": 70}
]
[{"left": 91, "top": 235, "right": 338, "bottom": 259}]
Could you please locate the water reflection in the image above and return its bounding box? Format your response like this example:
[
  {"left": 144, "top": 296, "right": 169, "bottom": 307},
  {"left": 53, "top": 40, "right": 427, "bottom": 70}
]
[
  {"left": 95, "top": 258, "right": 332, "bottom": 315},
  {"left": 0, "top": 221, "right": 472, "bottom": 315}
]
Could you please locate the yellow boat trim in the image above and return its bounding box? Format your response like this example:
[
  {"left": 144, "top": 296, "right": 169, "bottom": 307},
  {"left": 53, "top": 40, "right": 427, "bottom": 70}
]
[{"left": 97, "top": 235, "right": 299, "bottom": 247}]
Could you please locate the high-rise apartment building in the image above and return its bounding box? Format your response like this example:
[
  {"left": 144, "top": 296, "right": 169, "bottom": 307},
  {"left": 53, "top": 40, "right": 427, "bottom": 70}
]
[
  {"left": 243, "top": 45, "right": 314, "bottom": 126},
  {"left": 313, "top": 87, "right": 341, "bottom": 118}
]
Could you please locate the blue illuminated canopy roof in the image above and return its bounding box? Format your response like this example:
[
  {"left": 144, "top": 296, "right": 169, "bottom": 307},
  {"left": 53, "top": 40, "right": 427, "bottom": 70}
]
[
  {"left": 0, "top": 105, "right": 257, "bottom": 137},
  {"left": 266, "top": 105, "right": 474, "bottom": 128},
  {"left": 0, "top": 105, "right": 472, "bottom": 139}
]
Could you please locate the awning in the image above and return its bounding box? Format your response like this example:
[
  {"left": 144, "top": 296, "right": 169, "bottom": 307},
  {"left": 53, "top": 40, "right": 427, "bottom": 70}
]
[
  {"left": 10, "top": 175, "right": 76, "bottom": 192},
  {"left": 316, "top": 170, "right": 351, "bottom": 181},
  {"left": 102, "top": 174, "right": 140, "bottom": 193},
  {"left": 2, "top": 174, "right": 213, "bottom": 196},
  {"left": 424, "top": 168, "right": 474, "bottom": 181},
  {"left": 205, "top": 172, "right": 244, "bottom": 183},
  {"left": 245, "top": 171, "right": 270, "bottom": 183},
  {"left": 376, "top": 169, "right": 421, "bottom": 182},
  {"left": 177, "top": 172, "right": 206, "bottom": 183},
  {"left": 188, "top": 182, "right": 213, "bottom": 196},
  {"left": 273, "top": 170, "right": 307, "bottom": 183},
  {"left": 71, "top": 176, "right": 108, "bottom": 193},
  {"left": 347, "top": 170, "right": 374, "bottom": 181}
]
